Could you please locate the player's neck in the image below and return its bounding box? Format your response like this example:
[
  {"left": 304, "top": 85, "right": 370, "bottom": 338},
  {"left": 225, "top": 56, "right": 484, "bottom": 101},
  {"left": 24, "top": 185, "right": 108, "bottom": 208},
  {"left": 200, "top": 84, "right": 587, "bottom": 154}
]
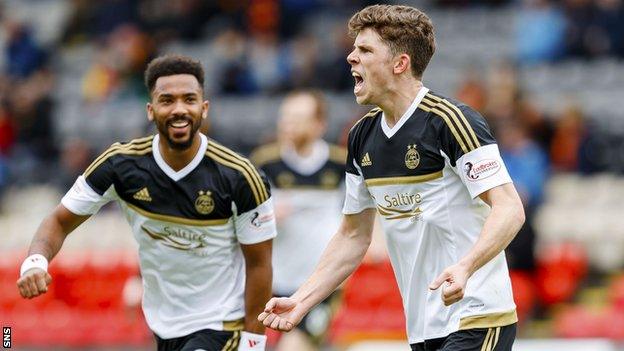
[
  {"left": 282, "top": 140, "right": 315, "bottom": 158},
  {"left": 158, "top": 133, "right": 202, "bottom": 171},
  {"left": 378, "top": 80, "right": 423, "bottom": 129}
]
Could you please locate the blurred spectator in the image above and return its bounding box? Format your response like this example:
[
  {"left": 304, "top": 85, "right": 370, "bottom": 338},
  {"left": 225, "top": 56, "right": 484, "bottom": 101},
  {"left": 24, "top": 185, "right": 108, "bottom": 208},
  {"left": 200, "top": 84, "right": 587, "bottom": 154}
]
[
  {"left": 62, "top": 0, "right": 139, "bottom": 43},
  {"left": 550, "top": 102, "right": 588, "bottom": 172},
  {"left": 434, "top": 0, "right": 512, "bottom": 7},
  {"left": 455, "top": 68, "right": 488, "bottom": 113},
  {"left": 82, "top": 44, "right": 120, "bottom": 102},
  {"left": 564, "top": 0, "right": 594, "bottom": 58},
  {"left": 485, "top": 61, "right": 520, "bottom": 127},
  {"left": 315, "top": 23, "right": 356, "bottom": 91},
  {"left": 248, "top": 0, "right": 280, "bottom": 37},
  {"left": 0, "top": 103, "right": 15, "bottom": 155},
  {"left": 138, "top": 0, "right": 215, "bottom": 43},
  {"left": 54, "top": 138, "right": 93, "bottom": 191},
  {"left": 498, "top": 119, "right": 549, "bottom": 271},
  {"left": 515, "top": 96, "right": 554, "bottom": 150},
  {"left": 562, "top": 0, "right": 624, "bottom": 58},
  {"left": 9, "top": 69, "right": 57, "bottom": 184},
  {"left": 249, "top": 32, "right": 288, "bottom": 93},
  {"left": 82, "top": 25, "right": 154, "bottom": 102},
  {"left": 0, "top": 103, "right": 12, "bottom": 201},
  {"left": 284, "top": 33, "right": 322, "bottom": 89},
  {"left": 516, "top": 0, "right": 566, "bottom": 65},
  {"left": 590, "top": 0, "right": 624, "bottom": 57},
  {"left": 4, "top": 21, "right": 47, "bottom": 78},
  {"left": 213, "top": 28, "right": 258, "bottom": 94}
]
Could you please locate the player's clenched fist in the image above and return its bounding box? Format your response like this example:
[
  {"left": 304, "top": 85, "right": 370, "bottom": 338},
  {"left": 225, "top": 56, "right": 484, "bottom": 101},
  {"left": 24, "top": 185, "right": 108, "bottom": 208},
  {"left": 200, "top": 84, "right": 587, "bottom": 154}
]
[
  {"left": 257, "top": 297, "right": 305, "bottom": 332},
  {"left": 429, "top": 263, "right": 471, "bottom": 306},
  {"left": 17, "top": 254, "right": 52, "bottom": 299},
  {"left": 17, "top": 268, "right": 52, "bottom": 298}
]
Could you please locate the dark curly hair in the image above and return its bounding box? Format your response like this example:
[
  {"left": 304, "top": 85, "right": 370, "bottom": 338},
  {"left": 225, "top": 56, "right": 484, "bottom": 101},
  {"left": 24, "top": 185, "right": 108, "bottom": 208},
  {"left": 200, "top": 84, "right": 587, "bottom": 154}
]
[{"left": 144, "top": 54, "right": 204, "bottom": 93}]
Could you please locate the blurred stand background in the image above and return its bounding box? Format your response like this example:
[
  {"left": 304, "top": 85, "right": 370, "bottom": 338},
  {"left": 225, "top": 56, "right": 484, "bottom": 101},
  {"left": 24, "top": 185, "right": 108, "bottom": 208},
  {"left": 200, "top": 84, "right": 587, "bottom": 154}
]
[{"left": 0, "top": 0, "right": 624, "bottom": 350}]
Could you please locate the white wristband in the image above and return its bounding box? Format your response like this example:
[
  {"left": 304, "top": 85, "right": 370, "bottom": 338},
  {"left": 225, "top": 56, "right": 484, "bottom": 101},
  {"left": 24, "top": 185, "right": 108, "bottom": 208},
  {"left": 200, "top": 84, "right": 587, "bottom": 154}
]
[
  {"left": 20, "top": 254, "right": 48, "bottom": 277},
  {"left": 237, "top": 331, "right": 267, "bottom": 351}
]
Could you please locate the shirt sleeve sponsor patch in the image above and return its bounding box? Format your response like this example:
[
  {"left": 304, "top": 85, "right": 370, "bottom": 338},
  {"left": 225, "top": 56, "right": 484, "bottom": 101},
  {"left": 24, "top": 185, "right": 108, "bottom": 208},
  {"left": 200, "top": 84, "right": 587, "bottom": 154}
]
[
  {"left": 250, "top": 211, "right": 275, "bottom": 229},
  {"left": 464, "top": 159, "right": 501, "bottom": 182},
  {"left": 456, "top": 144, "right": 512, "bottom": 199},
  {"left": 235, "top": 197, "right": 277, "bottom": 244}
]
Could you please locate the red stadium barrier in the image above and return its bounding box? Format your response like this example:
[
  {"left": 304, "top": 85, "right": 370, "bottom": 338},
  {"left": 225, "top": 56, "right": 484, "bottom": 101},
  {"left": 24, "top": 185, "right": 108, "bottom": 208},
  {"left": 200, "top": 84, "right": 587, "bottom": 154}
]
[
  {"left": 328, "top": 260, "right": 406, "bottom": 345},
  {"left": 1, "top": 250, "right": 151, "bottom": 347}
]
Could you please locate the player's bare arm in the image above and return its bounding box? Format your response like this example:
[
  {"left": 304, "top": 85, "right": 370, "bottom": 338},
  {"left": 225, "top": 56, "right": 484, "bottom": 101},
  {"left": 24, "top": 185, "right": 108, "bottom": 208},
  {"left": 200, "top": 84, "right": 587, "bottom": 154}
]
[
  {"left": 16, "top": 204, "right": 90, "bottom": 299},
  {"left": 429, "top": 183, "right": 525, "bottom": 305},
  {"left": 241, "top": 239, "right": 273, "bottom": 334},
  {"left": 258, "top": 208, "right": 376, "bottom": 331}
]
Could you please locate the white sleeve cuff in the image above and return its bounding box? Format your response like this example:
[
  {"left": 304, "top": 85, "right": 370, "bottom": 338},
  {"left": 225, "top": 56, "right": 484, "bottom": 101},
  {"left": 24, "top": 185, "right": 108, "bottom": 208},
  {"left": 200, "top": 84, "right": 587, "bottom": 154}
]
[
  {"left": 342, "top": 172, "right": 375, "bottom": 214},
  {"left": 234, "top": 197, "right": 277, "bottom": 245},
  {"left": 61, "top": 176, "right": 115, "bottom": 215},
  {"left": 456, "top": 144, "right": 512, "bottom": 198}
]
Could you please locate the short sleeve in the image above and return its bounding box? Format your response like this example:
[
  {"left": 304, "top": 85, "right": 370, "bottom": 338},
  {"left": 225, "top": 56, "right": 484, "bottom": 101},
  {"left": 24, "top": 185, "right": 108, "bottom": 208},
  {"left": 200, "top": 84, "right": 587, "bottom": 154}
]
[
  {"left": 456, "top": 144, "right": 512, "bottom": 199},
  {"left": 232, "top": 166, "right": 272, "bottom": 213},
  {"left": 234, "top": 197, "right": 277, "bottom": 245},
  {"left": 232, "top": 166, "right": 277, "bottom": 244},
  {"left": 342, "top": 130, "right": 375, "bottom": 214},
  {"left": 61, "top": 175, "right": 117, "bottom": 215},
  {"left": 436, "top": 104, "right": 512, "bottom": 198},
  {"left": 438, "top": 104, "right": 497, "bottom": 166},
  {"left": 83, "top": 147, "right": 117, "bottom": 195}
]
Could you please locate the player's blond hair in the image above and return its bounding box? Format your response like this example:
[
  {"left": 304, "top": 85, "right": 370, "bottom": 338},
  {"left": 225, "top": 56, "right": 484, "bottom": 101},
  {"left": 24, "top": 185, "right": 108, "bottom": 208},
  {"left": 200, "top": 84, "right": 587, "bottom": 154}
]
[{"left": 348, "top": 4, "right": 436, "bottom": 79}]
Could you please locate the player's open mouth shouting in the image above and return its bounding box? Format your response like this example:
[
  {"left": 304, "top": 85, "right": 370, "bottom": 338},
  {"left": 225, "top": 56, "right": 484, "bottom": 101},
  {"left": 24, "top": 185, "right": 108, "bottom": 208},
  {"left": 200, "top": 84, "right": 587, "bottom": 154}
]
[{"left": 352, "top": 70, "right": 364, "bottom": 95}]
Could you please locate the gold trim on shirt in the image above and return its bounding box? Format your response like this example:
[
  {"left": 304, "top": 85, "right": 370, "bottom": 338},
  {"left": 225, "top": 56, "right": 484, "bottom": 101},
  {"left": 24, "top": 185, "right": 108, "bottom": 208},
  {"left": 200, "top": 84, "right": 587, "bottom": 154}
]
[
  {"left": 364, "top": 170, "right": 443, "bottom": 187},
  {"left": 125, "top": 201, "right": 229, "bottom": 226},
  {"left": 223, "top": 319, "right": 244, "bottom": 331},
  {"left": 459, "top": 309, "right": 518, "bottom": 330}
]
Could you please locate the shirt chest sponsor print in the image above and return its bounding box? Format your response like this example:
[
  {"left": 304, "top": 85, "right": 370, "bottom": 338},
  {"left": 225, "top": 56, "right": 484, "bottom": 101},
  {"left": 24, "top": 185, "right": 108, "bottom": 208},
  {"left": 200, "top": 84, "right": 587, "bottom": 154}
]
[
  {"left": 141, "top": 225, "right": 212, "bottom": 254},
  {"left": 373, "top": 191, "right": 423, "bottom": 222}
]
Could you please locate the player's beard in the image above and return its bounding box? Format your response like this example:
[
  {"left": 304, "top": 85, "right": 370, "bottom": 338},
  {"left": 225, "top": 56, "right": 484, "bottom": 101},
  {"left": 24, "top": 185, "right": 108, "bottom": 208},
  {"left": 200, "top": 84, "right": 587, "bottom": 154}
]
[{"left": 156, "top": 115, "right": 200, "bottom": 150}]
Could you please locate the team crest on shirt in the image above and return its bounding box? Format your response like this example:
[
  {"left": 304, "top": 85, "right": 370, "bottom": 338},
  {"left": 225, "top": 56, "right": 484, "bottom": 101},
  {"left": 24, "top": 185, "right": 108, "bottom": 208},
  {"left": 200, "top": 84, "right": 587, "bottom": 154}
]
[
  {"left": 194, "top": 190, "right": 215, "bottom": 215},
  {"left": 405, "top": 144, "right": 420, "bottom": 170}
]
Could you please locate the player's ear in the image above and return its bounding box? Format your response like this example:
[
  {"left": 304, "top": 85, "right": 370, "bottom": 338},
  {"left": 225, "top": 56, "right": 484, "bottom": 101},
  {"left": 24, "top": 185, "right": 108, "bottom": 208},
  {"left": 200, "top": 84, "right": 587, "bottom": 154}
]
[
  {"left": 202, "top": 100, "right": 210, "bottom": 119},
  {"left": 393, "top": 54, "right": 410, "bottom": 75},
  {"left": 146, "top": 102, "right": 154, "bottom": 122}
]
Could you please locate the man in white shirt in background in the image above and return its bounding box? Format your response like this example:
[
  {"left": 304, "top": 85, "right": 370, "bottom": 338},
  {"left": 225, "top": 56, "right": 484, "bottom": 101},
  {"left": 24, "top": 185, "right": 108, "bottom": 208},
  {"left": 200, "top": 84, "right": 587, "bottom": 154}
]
[{"left": 251, "top": 90, "right": 346, "bottom": 351}]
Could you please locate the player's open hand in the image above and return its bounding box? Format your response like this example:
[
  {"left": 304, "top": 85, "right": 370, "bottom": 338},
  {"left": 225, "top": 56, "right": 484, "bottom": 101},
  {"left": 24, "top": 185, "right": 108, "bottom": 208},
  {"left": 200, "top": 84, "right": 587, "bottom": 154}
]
[
  {"left": 257, "top": 297, "right": 305, "bottom": 332},
  {"left": 428, "top": 263, "right": 471, "bottom": 306},
  {"left": 17, "top": 268, "right": 52, "bottom": 299}
]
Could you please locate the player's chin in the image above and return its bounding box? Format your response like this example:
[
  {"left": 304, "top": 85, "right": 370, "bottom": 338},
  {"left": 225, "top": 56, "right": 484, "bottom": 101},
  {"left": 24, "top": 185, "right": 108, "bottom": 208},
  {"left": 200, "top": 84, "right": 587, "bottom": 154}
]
[
  {"left": 167, "top": 134, "right": 193, "bottom": 150},
  {"left": 355, "top": 94, "right": 371, "bottom": 106}
]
